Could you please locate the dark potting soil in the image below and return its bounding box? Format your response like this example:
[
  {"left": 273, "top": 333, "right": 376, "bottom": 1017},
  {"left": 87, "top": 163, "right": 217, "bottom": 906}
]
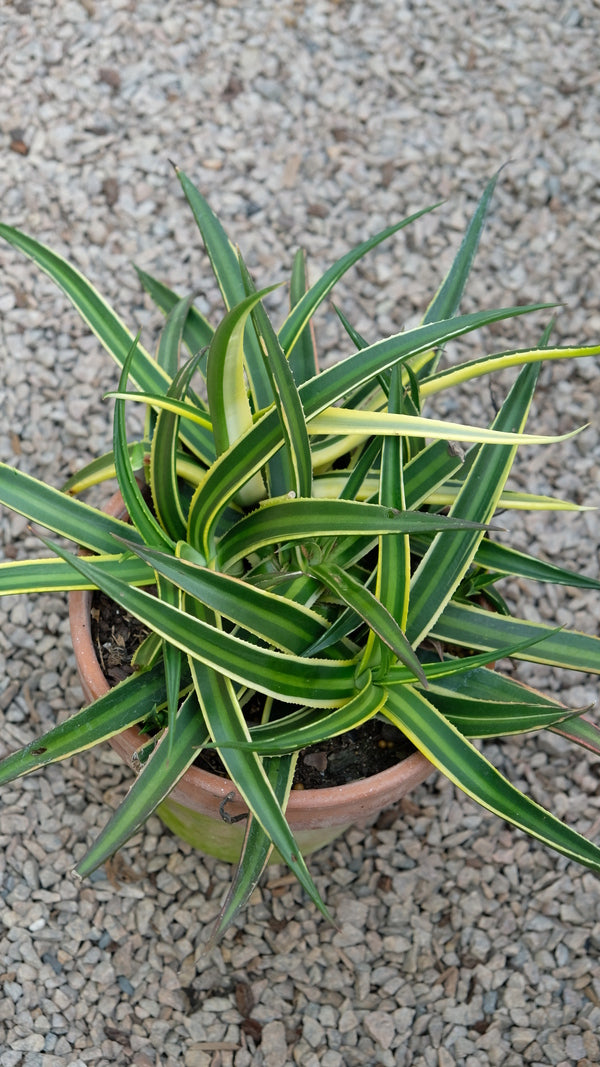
[{"left": 91, "top": 590, "right": 416, "bottom": 789}]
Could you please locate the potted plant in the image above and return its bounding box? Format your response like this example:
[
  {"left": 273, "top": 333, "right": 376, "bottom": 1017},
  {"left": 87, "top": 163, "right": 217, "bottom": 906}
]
[{"left": 1, "top": 169, "right": 599, "bottom": 940}]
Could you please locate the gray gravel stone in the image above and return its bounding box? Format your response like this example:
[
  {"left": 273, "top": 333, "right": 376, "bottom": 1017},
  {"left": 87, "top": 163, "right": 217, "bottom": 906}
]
[
  {"left": 261, "top": 1020, "right": 289, "bottom": 1067},
  {"left": 364, "top": 1009, "right": 396, "bottom": 1050}
]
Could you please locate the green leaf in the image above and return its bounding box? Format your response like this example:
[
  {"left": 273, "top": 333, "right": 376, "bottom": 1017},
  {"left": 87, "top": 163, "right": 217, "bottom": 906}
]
[
  {"left": 48, "top": 543, "right": 357, "bottom": 706},
  {"left": 186, "top": 608, "right": 331, "bottom": 921},
  {"left": 115, "top": 538, "right": 329, "bottom": 654},
  {"left": 0, "top": 662, "right": 168, "bottom": 784},
  {"left": 216, "top": 497, "right": 487, "bottom": 571},
  {"left": 188, "top": 302, "right": 551, "bottom": 558},
  {"left": 433, "top": 600, "right": 600, "bottom": 674},
  {"left": 112, "top": 334, "right": 174, "bottom": 550},
  {"left": 150, "top": 351, "right": 205, "bottom": 541},
  {"left": 76, "top": 690, "right": 208, "bottom": 877},
  {"left": 309, "top": 561, "right": 426, "bottom": 686},
  {"left": 207, "top": 753, "right": 297, "bottom": 946},
  {"left": 278, "top": 201, "right": 443, "bottom": 357},
  {"left": 288, "top": 248, "right": 318, "bottom": 383},
  {"left": 383, "top": 686, "right": 600, "bottom": 872},
  {"left": 134, "top": 266, "right": 214, "bottom": 355},
  {"left": 407, "top": 362, "right": 541, "bottom": 647},
  {"left": 0, "top": 463, "right": 143, "bottom": 554}
]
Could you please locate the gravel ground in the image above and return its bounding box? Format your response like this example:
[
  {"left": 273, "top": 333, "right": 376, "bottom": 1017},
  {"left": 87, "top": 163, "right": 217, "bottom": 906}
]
[{"left": 1, "top": 2, "right": 600, "bottom": 1065}]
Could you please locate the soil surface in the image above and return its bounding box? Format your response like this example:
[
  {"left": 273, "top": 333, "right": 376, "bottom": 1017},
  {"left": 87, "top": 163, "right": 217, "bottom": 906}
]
[{"left": 91, "top": 590, "right": 416, "bottom": 789}]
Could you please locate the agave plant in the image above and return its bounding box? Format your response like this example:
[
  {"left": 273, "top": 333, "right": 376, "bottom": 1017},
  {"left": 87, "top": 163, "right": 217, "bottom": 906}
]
[{"left": 1, "top": 170, "right": 600, "bottom": 939}]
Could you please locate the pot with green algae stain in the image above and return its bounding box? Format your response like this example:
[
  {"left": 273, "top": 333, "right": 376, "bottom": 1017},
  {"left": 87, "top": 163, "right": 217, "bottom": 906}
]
[{"left": 70, "top": 582, "right": 433, "bottom": 866}]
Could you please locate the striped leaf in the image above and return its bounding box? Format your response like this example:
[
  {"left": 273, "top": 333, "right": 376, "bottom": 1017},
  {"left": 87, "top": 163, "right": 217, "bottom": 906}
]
[
  {"left": 0, "top": 223, "right": 209, "bottom": 462},
  {"left": 287, "top": 248, "right": 318, "bottom": 383},
  {"left": 176, "top": 170, "right": 276, "bottom": 418},
  {"left": 552, "top": 714, "right": 600, "bottom": 756},
  {"left": 186, "top": 609, "right": 331, "bottom": 921},
  {"left": 424, "top": 172, "right": 499, "bottom": 324},
  {"left": 369, "top": 364, "right": 411, "bottom": 670},
  {"left": 306, "top": 405, "right": 578, "bottom": 447},
  {"left": 206, "top": 285, "right": 279, "bottom": 505},
  {"left": 188, "top": 302, "right": 550, "bottom": 558},
  {"left": 426, "top": 668, "right": 574, "bottom": 737},
  {"left": 48, "top": 543, "right": 357, "bottom": 706},
  {"left": 407, "top": 362, "right": 541, "bottom": 647},
  {"left": 278, "top": 201, "right": 442, "bottom": 357},
  {"left": 421, "top": 343, "right": 600, "bottom": 399},
  {"left": 248, "top": 269, "right": 312, "bottom": 498},
  {"left": 114, "top": 538, "right": 329, "bottom": 654},
  {"left": 213, "top": 675, "right": 387, "bottom": 755},
  {"left": 425, "top": 485, "right": 590, "bottom": 513},
  {"left": 76, "top": 690, "right": 208, "bottom": 877},
  {"left": 0, "top": 463, "right": 143, "bottom": 554},
  {"left": 112, "top": 335, "right": 174, "bottom": 551},
  {"left": 412, "top": 171, "right": 500, "bottom": 378},
  {"left": 309, "top": 561, "right": 425, "bottom": 686},
  {"left": 432, "top": 600, "right": 600, "bottom": 674},
  {"left": 208, "top": 753, "right": 298, "bottom": 946},
  {"left": 383, "top": 686, "right": 600, "bottom": 872},
  {"left": 150, "top": 351, "right": 206, "bottom": 541},
  {"left": 0, "top": 663, "right": 169, "bottom": 784},
  {"left": 216, "top": 497, "right": 487, "bottom": 571},
  {"left": 62, "top": 442, "right": 147, "bottom": 496},
  {"left": 384, "top": 627, "right": 565, "bottom": 687},
  {"left": 134, "top": 266, "right": 214, "bottom": 357},
  {"left": 155, "top": 292, "right": 198, "bottom": 377},
  {"left": 207, "top": 287, "right": 279, "bottom": 455},
  {"left": 0, "top": 553, "right": 151, "bottom": 595},
  {"left": 471, "top": 538, "right": 600, "bottom": 590}
]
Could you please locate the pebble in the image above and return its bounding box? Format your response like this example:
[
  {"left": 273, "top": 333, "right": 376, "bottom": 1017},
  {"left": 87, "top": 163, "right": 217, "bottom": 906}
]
[
  {"left": 364, "top": 1010, "right": 396, "bottom": 1050},
  {"left": 261, "top": 1020, "right": 289, "bottom": 1067},
  {"left": 1, "top": 2, "right": 600, "bottom": 1067},
  {"left": 302, "top": 1015, "right": 325, "bottom": 1049}
]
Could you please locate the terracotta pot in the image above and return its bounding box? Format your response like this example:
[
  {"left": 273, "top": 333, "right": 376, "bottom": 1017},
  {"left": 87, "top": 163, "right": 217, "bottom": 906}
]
[{"left": 68, "top": 489, "right": 434, "bottom": 863}]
